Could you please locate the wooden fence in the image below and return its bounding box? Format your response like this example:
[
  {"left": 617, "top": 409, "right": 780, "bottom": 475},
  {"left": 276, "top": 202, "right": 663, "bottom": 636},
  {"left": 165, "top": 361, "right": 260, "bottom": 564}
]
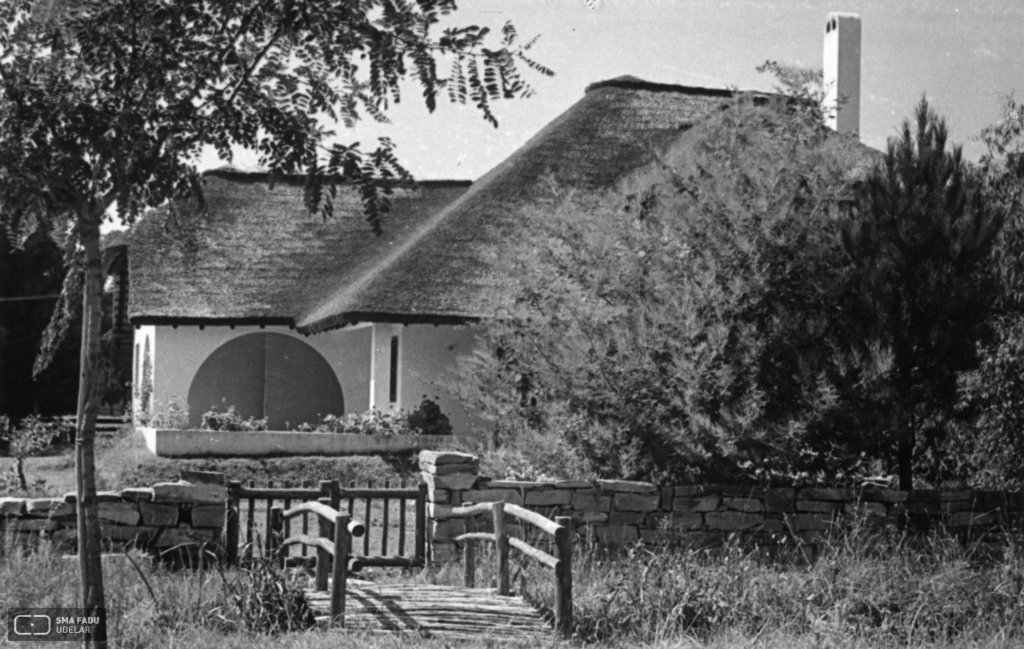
[
  {"left": 225, "top": 479, "right": 426, "bottom": 568},
  {"left": 278, "top": 500, "right": 365, "bottom": 626},
  {"left": 450, "top": 501, "right": 574, "bottom": 639}
]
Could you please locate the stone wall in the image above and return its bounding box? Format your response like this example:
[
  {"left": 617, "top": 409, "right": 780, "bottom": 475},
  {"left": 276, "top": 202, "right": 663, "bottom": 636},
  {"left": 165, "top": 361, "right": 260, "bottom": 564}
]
[
  {"left": 419, "top": 452, "right": 1024, "bottom": 561},
  {"left": 0, "top": 470, "right": 228, "bottom": 555}
]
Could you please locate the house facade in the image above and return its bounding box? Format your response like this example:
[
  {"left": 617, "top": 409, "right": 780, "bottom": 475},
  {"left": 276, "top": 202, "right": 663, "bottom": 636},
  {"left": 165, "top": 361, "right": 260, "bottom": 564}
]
[
  {"left": 128, "top": 13, "right": 869, "bottom": 443},
  {"left": 129, "top": 174, "right": 483, "bottom": 433}
]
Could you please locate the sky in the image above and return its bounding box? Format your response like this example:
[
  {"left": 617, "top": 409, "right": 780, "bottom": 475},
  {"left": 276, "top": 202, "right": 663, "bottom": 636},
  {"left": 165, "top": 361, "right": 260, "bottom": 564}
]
[{"left": 206, "top": 0, "right": 1024, "bottom": 182}]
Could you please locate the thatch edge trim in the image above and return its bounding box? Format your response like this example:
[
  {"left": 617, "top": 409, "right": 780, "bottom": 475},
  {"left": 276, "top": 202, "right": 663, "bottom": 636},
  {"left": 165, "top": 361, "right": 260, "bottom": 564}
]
[
  {"left": 585, "top": 77, "right": 736, "bottom": 97},
  {"left": 130, "top": 312, "right": 480, "bottom": 332},
  {"left": 130, "top": 316, "right": 296, "bottom": 328},
  {"left": 299, "top": 311, "right": 480, "bottom": 334},
  {"left": 202, "top": 166, "right": 473, "bottom": 190}
]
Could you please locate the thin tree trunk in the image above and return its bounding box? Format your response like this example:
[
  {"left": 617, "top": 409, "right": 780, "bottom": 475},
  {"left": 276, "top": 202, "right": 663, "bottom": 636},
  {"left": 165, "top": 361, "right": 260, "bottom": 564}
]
[
  {"left": 76, "top": 213, "right": 107, "bottom": 648},
  {"left": 898, "top": 407, "right": 914, "bottom": 492},
  {"left": 16, "top": 457, "right": 28, "bottom": 492}
]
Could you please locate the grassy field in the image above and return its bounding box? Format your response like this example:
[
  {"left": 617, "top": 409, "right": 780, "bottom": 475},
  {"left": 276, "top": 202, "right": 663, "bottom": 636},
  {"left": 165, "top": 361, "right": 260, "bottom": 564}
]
[{"left": 2, "top": 520, "right": 1023, "bottom": 648}]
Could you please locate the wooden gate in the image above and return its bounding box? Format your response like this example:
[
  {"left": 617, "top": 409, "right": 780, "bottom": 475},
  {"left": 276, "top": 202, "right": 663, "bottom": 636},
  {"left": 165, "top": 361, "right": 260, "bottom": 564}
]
[{"left": 225, "top": 479, "right": 426, "bottom": 569}]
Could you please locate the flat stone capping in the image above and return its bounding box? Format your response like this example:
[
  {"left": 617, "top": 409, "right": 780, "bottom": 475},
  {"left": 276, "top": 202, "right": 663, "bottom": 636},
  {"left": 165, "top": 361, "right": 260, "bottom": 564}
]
[
  {"left": 2, "top": 471, "right": 230, "bottom": 555},
  {"left": 141, "top": 427, "right": 455, "bottom": 458},
  {"left": 416, "top": 450, "right": 1024, "bottom": 559}
]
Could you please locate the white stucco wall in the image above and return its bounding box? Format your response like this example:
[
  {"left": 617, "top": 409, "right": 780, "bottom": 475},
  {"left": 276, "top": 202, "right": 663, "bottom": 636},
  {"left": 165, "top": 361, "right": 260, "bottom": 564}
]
[
  {"left": 134, "top": 321, "right": 487, "bottom": 440},
  {"left": 143, "top": 324, "right": 371, "bottom": 421},
  {"left": 399, "top": 323, "right": 487, "bottom": 440}
]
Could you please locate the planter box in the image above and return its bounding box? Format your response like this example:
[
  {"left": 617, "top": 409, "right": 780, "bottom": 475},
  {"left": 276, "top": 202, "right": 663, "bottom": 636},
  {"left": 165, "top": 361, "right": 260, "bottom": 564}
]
[{"left": 140, "top": 427, "right": 455, "bottom": 458}]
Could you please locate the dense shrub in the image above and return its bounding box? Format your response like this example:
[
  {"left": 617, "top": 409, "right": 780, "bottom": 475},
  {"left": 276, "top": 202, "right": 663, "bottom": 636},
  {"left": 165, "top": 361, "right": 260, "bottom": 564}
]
[
  {"left": 455, "top": 98, "right": 882, "bottom": 486},
  {"left": 456, "top": 89, "right": 1019, "bottom": 489},
  {"left": 945, "top": 95, "right": 1024, "bottom": 490},
  {"left": 0, "top": 414, "right": 68, "bottom": 493}
]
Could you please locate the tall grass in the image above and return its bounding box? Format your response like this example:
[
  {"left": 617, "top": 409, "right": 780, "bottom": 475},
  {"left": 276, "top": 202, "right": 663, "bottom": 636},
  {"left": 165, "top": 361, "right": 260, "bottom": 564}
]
[
  {"left": 3, "top": 522, "right": 1023, "bottom": 648},
  {"left": 545, "top": 523, "right": 1024, "bottom": 647},
  {"left": 0, "top": 539, "right": 315, "bottom": 646}
]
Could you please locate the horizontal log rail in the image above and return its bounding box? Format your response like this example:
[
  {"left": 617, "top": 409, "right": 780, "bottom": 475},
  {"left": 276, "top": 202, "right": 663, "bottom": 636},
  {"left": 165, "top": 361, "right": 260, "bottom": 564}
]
[
  {"left": 282, "top": 502, "right": 367, "bottom": 538},
  {"left": 505, "top": 504, "right": 564, "bottom": 537},
  {"left": 236, "top": 487, "right": 323, "bottom": 500},
  {"left": 509, "top": 536, "right": 559, "bottom": 569},
  {"left": 348, "top": 555, "right": 420, "bottom": 569},
  {"left": 281, "top": 534, "right": 335, "bottom": 555},
  {"left": 281, "top": 501, "right": 340, "bottom": 522},
  {"left": 446, "top": 501, "right": 573, "bottom": 639},
  {"left": 454, "top": 532, "right": 497, "bottom": 543}
]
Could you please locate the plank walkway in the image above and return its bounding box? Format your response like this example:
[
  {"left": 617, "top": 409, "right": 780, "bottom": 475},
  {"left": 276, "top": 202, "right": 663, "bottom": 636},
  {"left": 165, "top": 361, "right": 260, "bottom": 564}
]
[{"left": 304, "top": 581, "right": 553, "bottom": 641}]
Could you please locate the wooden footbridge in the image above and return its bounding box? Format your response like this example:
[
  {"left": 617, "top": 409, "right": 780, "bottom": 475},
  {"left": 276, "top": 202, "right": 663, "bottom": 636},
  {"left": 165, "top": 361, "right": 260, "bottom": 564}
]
[{"left": 268, "top": 492, "right": 573, "bottom": 641}]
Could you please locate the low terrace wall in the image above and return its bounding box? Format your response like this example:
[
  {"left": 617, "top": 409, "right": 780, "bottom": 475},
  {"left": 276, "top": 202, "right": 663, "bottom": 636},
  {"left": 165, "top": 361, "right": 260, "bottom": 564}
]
[
  {"left": 419, "top": 452, "right": 1024, "bottom": 562},
  {"left": 141, "top": 427, "right": 456, "bottom": 458},
  {"left": 0, "top": 470, "right": 228, "bottom": 555}
]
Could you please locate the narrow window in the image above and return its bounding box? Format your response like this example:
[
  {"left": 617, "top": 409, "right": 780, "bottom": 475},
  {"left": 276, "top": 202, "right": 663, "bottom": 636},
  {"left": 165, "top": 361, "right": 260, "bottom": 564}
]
[
  {"left": 134, "top": 343, "right": 140, "bottom": 384},
  {"left": 389, "top": 335, "right": 399, "bottom": 404}
]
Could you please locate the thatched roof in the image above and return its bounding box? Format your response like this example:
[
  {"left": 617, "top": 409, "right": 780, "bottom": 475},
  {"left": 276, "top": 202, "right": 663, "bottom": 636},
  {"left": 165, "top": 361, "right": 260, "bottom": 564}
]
[
  {"left": 129, "top": 169, "right": 470, "bottom": 324},
  {"left": 130, "top": 76, "right": 878, "bottom": 331},
  {"left": 297, "top": 77, "right": 877, "bottom": 333}
]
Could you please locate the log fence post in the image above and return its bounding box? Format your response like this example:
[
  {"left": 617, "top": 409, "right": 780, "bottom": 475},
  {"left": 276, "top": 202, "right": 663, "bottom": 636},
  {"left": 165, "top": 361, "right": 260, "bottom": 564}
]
[
  {"left": 554, "top": 515, "right": 574, "bottom": 639},
  {"left": 382, "top": 479, "right": 390, "bottom": 555},
  {"left": 225, "top": 481, "right": 240, "bottom": 567},
  {"left": 315, "top": 513, "right": 330, "bottom": 592},
  {"left": 245, "top": 479, "right": 255, "bottom": 562},
  {"left": 330, "top": 513, "right": 352, "bottom": 628},
  {"left": 329, "top": 480, "right": 342, "bottom": 513},
  {"left": 492, "top": 501, "right": 509, "bottom": 595},
  {"left": 318, "top": 480, "right": 334, "bottom": 576},
  {"left": 463, "top": 515, "right": 476, "bottom": 588},
  {"left": 269, "top": 505, "right": 284, "bottom": 569},
  {"left": 263, "top": 480, "right": 275, "bottom": 558},
  {"left": 415, "top": 483, "right": 427, "bottom": 565}
]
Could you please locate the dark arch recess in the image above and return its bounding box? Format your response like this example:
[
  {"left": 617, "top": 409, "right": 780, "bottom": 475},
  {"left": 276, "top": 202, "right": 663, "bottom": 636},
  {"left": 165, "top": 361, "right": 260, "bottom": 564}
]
[{"left": 187, "top": 332, "right": 344, "bottom": 430}]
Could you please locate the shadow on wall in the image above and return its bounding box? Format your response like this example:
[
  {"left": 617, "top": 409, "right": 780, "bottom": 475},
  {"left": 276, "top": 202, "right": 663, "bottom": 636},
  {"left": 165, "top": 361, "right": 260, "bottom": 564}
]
[{"left": 187, "top": 332, "right": 344, "bottom": 430}]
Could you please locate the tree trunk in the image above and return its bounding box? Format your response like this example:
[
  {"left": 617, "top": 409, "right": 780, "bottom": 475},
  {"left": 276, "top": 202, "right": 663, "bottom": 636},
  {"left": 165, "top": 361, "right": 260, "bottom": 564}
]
[
  {"left": 75, "top": 214, "right": 107, "bottom": 648},
  {"left": 897, "top": 408, "right": 914, "bottom": 492},
  {"left": 16, "top": 457, "right": 28, "bottom": 492}
]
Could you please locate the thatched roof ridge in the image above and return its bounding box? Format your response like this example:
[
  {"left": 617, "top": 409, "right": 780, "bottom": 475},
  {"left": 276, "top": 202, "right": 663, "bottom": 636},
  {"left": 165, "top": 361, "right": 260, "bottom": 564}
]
[
  {"left": 585, "top": 75, "right": 735, "bottom": 97},
  {"left": 298, "top": 77, "right": 877, "bottom": 333},
  {"left": 128, "top": 168, "right": 471, "bottom": 323}
]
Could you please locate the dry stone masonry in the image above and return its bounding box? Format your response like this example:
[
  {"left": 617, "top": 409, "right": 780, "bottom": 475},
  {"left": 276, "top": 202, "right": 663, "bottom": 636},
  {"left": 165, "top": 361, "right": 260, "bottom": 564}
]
[
  {"left": 419, "top": 452, "right": 1024, "bottom": 561},
  {"left": 0, "top": 470, "right": 228, "bottom": 556}
]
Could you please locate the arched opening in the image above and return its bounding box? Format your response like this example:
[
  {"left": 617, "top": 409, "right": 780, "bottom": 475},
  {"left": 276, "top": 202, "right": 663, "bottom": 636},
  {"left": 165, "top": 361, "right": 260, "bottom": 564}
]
[{"left": 187, "top": 332, "right": 344, "bottom": 430}]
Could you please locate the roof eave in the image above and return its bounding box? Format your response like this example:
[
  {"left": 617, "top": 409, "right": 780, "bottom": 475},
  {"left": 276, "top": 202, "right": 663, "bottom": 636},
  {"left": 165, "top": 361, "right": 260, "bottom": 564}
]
[
  {"left": 299, "top": 311, "right": 481, "bottom": 335},
  {"left": 129, "top": 316, "right": 296, "bottom": 328}
]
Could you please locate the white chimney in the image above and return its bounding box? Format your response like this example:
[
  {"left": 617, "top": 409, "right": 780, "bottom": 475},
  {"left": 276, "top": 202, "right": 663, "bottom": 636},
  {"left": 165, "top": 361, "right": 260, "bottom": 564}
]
[{"left": 823, "top": 12, "right": 861, "bottom": 136}]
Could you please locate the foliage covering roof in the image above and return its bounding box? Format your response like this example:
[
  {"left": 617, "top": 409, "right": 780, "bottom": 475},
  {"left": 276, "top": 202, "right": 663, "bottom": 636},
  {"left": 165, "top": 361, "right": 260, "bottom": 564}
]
[{"left": 130, "top": 77, "right": 877, "bottom": 331}]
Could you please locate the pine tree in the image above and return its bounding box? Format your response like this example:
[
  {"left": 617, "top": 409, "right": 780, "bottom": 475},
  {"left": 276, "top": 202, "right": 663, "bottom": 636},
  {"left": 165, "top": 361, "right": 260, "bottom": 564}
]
[{"left": 841, "top": 97, "right": 1003, "bottom": 491}]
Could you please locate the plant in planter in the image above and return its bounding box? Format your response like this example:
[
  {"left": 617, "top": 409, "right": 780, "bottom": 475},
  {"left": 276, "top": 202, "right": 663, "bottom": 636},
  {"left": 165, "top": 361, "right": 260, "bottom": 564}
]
[
  {"left": 200, "top": 406, "right": 268, "bottom": 432},
  {"left": 303, "top": 398, "right": 453, "bottom": 436},
  {"left": 144, "top": 399, "right": 190, "bottom": 429}
]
